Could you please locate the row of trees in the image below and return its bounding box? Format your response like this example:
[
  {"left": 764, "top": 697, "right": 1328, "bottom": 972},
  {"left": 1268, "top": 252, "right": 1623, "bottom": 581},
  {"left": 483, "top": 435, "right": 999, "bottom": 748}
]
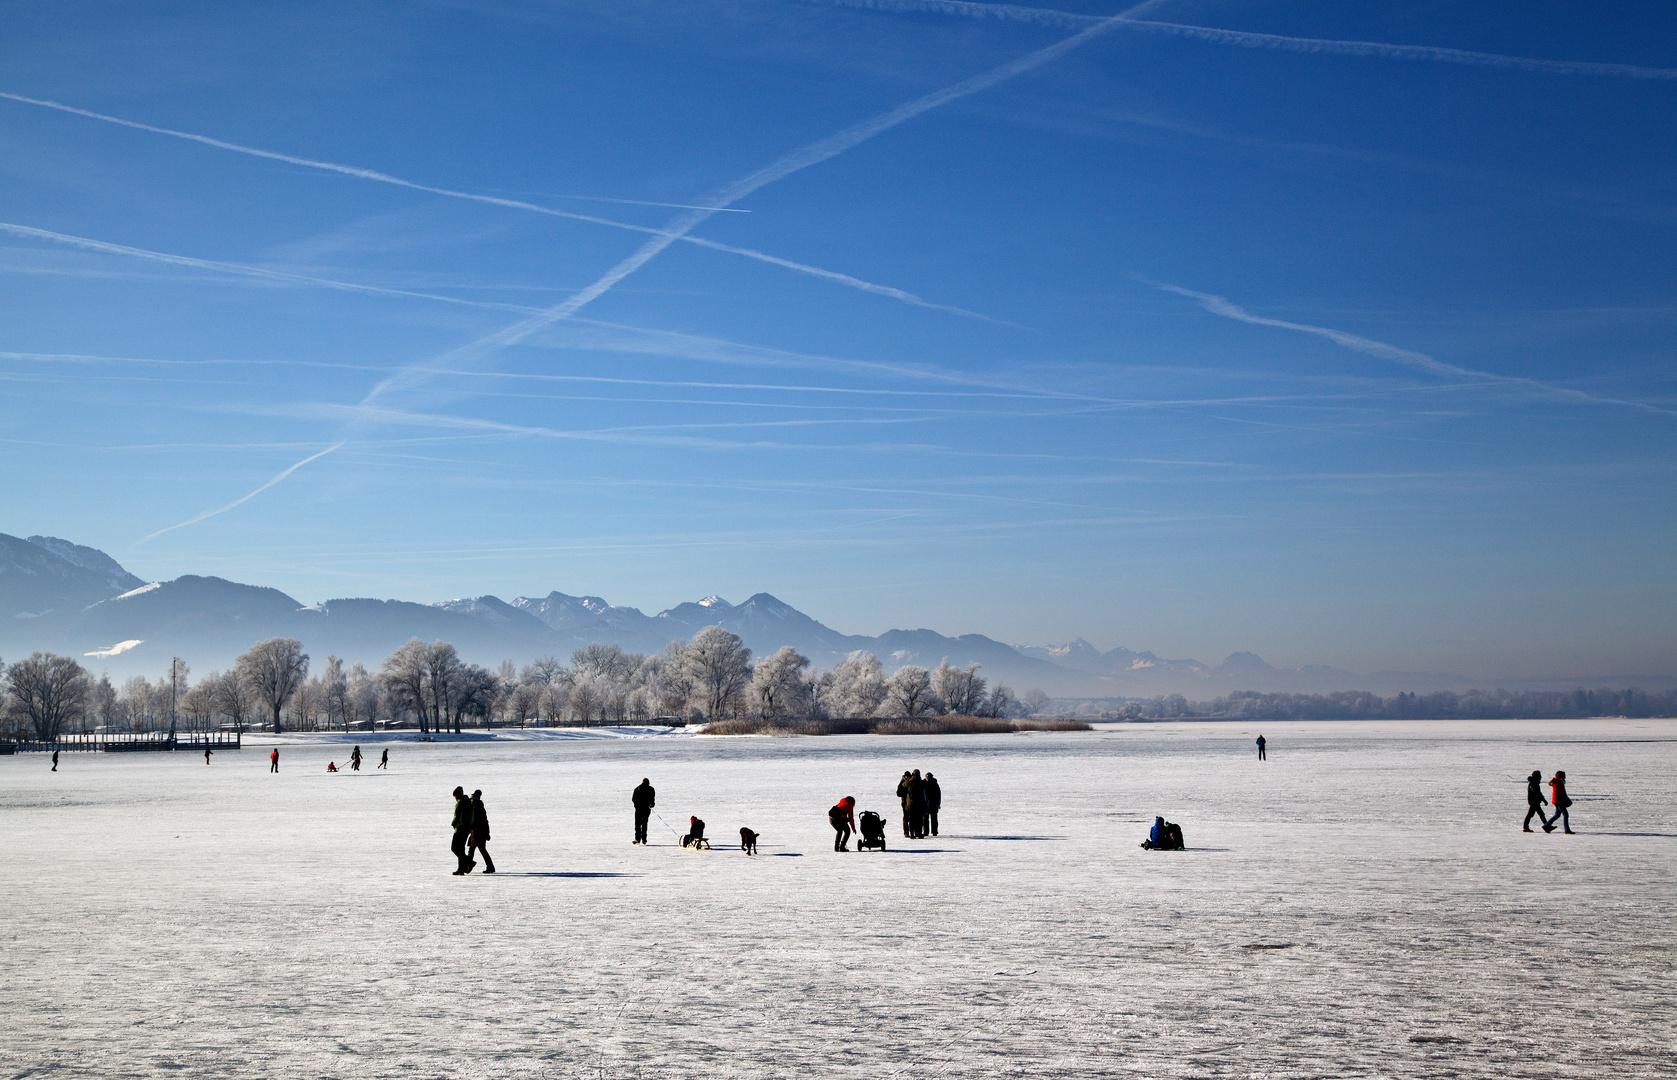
[
  {"left": 1116, "top": 687, "right": 1677, "bottom": 721},
  {"left": 0, "top": 627, "right": 1033, "bottom": 741}
]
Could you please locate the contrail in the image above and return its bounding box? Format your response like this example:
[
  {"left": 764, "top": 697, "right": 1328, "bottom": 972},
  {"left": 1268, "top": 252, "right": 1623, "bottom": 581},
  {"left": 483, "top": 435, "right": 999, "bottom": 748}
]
[
  {"left": 134, "top": 441, "right": 346, "bottom": 545},
  {"left": 1148, "top": 280, "right": 1677, "bottom": 418},
  {"left": 0, "top": 91, "right": 1000, "bottom": 322},
  {"left": 0, "top": 221, "right": 540, "bottom": 314},
  {"left": 361, "top": 0, "right": 1169, "bottom": 407},
  {"left": 805, "top": 0, "right": 1677, "bottom": 80},
  {"left": 128, "top": 0, "right": 1168, "bottom": 540}
]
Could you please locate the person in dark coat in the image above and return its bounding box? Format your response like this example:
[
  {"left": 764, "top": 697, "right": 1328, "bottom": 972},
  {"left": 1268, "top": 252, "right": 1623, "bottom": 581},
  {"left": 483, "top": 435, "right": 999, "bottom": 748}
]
[
  {"left": 378, "top": 748, "right": 389, "bottom": 770},
  {"left": 632, "top": 778, "right": 656, "bottom": 844},
  {"left": 1256, "top": 735, "right": 1266, "bottom": 761},
  {"left": 830, "top": 796, "right": 856, "bottom": 852},
  {"left": 1549, "top": 770, "right": 1574, "bottom": 834},
  {"left": 469, "top": 789, "right": 496, "bottom": 873},
  {"left": 1523, "top": 770, "right": 1553, "bottom": 832},
  {"left": 52, "top": 750, "right": 59, "bottom": 772},
  {"left": 924, "top": 772, "right": 942, "bottom": 837},
  {"left": 896, "top": 771, "right": 913, "bottom": 837},
  {"left": 451, "top": 786, "right": 475, "bottom": 874},
  {"left": 349, "top": 745, "right": 362, "bottom": 772},
  {"left": 681, "top": 816, "right": 709, "bottom": 849},
  {"left": 907, "top": 770, "right": 928, "bottom": 839}
]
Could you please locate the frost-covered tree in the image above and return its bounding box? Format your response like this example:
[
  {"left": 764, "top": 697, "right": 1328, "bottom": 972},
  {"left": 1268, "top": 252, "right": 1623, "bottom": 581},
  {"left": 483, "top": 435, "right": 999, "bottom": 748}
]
[
  {"left": 5, "top": 652, "right": 88, "bottom": 742},
  {"left": 88, "top": 672, "right": 118, "bottom": 733},
  {"left": 208, "top": 670, "right": 255, "bottom": 733},
  {"left": 1021, "top": 688, "right": 1049, "bottom": 716},
  {"left": 166, "top": 657, "right": 189, "bottom": 737},
  {"left": 684, "top": 627, "right": 753, "bottom": 721},
  {"left": 885, "top": 665, "right": 939, "bottom": 718},
  {"left": 931, "top": 660, "right": 987, "bottom": 716},
  {"left": 819, "top": 651, "right": 887, "bottom": 718},
  {"left": 749, "top": 646, "right": 812, "bottom": 721},
  {"left": 987, "top": 683, "right": 1020, "bottom": 719},
  {"left": 320, "top": 655, "right": 349, "bottom": 732},
  {"left": 237, "top": 638, "right": 309, "bottom": 734},
  {"left": 347, "top": 662, "right": 380, "bottom": 728}
]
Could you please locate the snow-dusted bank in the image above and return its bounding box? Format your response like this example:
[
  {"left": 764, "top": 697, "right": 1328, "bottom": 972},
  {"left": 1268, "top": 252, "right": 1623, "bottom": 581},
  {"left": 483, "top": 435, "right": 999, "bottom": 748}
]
[{"left": 2, "top": 719, "right": 1673, "bottom": 1077}]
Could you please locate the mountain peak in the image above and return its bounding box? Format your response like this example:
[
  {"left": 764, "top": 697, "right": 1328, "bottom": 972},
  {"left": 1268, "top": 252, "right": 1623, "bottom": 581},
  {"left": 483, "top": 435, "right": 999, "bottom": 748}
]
[{"left": 697, "top": 595, "right": 730, "bottom": 608}]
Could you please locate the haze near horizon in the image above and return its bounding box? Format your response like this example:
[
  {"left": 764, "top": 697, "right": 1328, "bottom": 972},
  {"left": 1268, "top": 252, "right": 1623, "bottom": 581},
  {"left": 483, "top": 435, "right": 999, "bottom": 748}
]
[{"left": 1, "top": 0, "right": 1673, "bottom": 681}]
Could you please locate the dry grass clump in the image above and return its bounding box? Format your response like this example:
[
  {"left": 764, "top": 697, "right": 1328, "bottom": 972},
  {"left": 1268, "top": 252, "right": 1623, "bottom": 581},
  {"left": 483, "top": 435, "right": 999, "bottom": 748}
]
[{"left": 702, "top": 715, "right": 1091, "bottom": 736}]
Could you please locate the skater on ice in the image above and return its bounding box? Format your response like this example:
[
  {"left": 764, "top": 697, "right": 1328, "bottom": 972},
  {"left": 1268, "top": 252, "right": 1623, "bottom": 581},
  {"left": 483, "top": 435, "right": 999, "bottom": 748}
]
[
  {"left": 1256, "top": 735, "right": 1266, "bottom": 760},
  {"left": 632, "top": 777, "right": 656, "bottom": 844},
  {"left": 1524, "top": 770, "right": 1553, "bottom": 832},
  {"left": 469, "top": 790, "right": 496, "bottom": 873},
  {"left": 270, "top": 748, "right": 279, "bottom": 773},
  {"left": 204, "top": 746, "right": 212, "bottom": 765},
  {"left": 378, "top": 748, "right": 388, "bottom": 770},
  {"left": 830, "top": 796, "right": 856, "bottom": 851},
  {"left": 51, "top": 750, "right": 58, "bottom": 772},
  {"left": 924, "top": 772, "right": 941, "bottom": 837},
  {"left": 1549, "top": 770, "right": 1574, "bottom": 833},
  {"left": 451, "top": 786, "right": 475, "bottom": 874}
]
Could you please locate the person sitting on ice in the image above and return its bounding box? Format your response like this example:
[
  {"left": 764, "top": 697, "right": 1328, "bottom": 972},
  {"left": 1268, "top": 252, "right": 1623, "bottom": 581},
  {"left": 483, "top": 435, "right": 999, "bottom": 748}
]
[
  {"left": 681, "top": 816, "right": 710, "bottom": 849},
  {"left": 1141, "top": 816, "right": 1184, "bottom": 850},
  {"left": 326, "top": 761, "right": 338, "bottom": 772}
]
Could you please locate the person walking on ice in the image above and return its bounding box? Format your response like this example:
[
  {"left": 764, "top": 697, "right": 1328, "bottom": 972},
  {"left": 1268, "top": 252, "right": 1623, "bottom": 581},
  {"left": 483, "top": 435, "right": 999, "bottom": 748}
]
[
  {"left": 51, "top": 750, "right": 59, "bottom": 772},
  {"left": 469, "top": 790, "right": 496, "bottom": 873},
  {"left": 632, "top": 777, "right": 656, "bottom": 844},
  {"left": 349, "top": 745, "right": 362, "bottom": 772},
  {"left": 451, "top": 786, "right": 475, "bottom": 874},
  {"left": 270, "top": 748, "right": 279, "bottom": 773},
  {"left": 378, "top": 748, "right": 388, "bottom": 770},
  {"left": 1256, "top": 735, "right": 1266, "bottom": 761},
  {"left": 1524, "top": 770, "right": 1553, "bottom": 832},
  {"left": 1549, "top": 770, "right": 1574, "bottom": 834},
  {"left": 204, "top": 746, "right": 213, "bottom": 765},
  {"left": 830, "top": 796, "right": 856, "bottom": 852}
]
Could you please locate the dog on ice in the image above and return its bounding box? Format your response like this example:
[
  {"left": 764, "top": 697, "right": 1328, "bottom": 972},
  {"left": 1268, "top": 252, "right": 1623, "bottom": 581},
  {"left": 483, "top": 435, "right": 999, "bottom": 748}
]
[{"left": 739, "top": 827, "right": 758, "bottom": 855}]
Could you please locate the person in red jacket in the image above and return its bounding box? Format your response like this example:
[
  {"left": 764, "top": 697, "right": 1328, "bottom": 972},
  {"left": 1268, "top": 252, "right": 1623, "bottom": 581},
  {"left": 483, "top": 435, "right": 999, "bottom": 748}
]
[
  {"left": 1549, "top": 771, "right": 1574, "bottom": 834},
  {"left": 829, "top": 796, "right": 857, "bottom": 852}
]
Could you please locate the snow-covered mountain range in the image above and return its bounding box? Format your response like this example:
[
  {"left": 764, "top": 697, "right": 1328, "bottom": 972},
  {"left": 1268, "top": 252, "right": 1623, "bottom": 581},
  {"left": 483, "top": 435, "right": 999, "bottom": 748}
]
[{"left": 3, "top": 532, "right": 1638, "bottom": 696}]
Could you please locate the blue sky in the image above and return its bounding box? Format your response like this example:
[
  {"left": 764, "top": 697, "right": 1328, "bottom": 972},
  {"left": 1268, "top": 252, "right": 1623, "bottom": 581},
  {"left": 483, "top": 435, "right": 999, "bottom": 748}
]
[{"left": 2, "top": 0, "right": 1673, "bottom": 679}]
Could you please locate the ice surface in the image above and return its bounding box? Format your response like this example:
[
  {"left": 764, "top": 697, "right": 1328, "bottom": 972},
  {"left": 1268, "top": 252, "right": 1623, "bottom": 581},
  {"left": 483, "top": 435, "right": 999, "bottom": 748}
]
[{"left": 3, "top": 719, "right": 1674, "bottom": 1078}]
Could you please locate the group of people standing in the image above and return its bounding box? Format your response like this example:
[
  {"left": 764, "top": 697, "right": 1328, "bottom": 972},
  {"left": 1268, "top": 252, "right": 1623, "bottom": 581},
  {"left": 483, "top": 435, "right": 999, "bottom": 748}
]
[
  {"left": 1524, "top": 770, "right": 1574, "bottom": 833},
  {"left": 451, "top": 786, "right": 495, "bottom": 873},
  {"left": 895, "top": 769, "right": 942, "bottom": 839}
]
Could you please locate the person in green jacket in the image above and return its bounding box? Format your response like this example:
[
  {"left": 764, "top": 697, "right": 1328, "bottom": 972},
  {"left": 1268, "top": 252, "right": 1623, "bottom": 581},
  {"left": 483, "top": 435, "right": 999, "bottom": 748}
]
[{"left": 451, "top": 787, "right": 475, "bottom": 874}]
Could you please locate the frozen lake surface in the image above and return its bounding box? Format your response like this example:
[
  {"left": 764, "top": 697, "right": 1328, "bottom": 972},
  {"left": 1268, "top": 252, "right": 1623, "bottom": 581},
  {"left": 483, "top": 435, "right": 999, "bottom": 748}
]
[{"left": 3, "top": 719, "right": 1674, "bottom": 1078}]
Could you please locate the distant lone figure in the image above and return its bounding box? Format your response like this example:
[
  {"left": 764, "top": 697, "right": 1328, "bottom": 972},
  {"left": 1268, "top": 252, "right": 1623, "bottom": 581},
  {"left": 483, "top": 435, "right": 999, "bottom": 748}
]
[
  {"left": 1524, "top": 770, "right": 1552, "bottom": 833},
  {"left": 451, "top": 786, "right": 474, "bottom": 874},
  {"left": 378, "top": 748, "right": 389, "bottom": 770},
  {"left": 632, "top": 778, "right": 656, "bottom": 844},
  {"left": 204, "top": 746, "right": 213, "bottom": 765},
  {"left": 830, "top": 796, "right": 857, "bottom": 852},
  {"left": 469, "top": 789, "right": 496, "bottom": 873},
  {"left": 1549, "top": 770, "right": 1574, "bottom": 834},
  {"left": 1256, "top": 735, "right": 1266, "bottom": 761},
  {"left": 924, "top": 772, "right": 942, "bottom": 837},
  {"left": 51, "top": 750, "right": 59, "bottom": 772},
  {"left": 270, "top": 748, "right": 279, "bottom": 773},
  {"left": 349, "top": 745, "right": 362, "bottom": 772}
]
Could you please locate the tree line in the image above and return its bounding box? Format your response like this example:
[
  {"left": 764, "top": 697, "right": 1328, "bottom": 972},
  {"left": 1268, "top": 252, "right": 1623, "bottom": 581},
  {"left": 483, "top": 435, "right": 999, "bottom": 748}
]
[
  {"left": 0, "top": 626, "right": 1032, "bottom": 741},
  {"left": 1115, "top": 687, "right": 1677, "bottom": 721}
]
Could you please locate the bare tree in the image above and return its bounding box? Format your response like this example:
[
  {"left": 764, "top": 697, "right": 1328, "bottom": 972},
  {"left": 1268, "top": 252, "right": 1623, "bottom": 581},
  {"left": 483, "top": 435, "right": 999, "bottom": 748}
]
[
  {"left": 209, "top": 670, "right": 255, "bottom": 733},
  {"left": 988, "top": 683, "right": 1020, "bottom": 718},
  {"left": 237, "top": 638, "right": 309, "bottom": 734},
  {"left": 885, "top": 665, "right": 938, "bottom": 718},
  {"left": 6, "top": 652, "right": 89, "bottom": 742},
  {"left": 448, "top": 664, "right": 499, "bottom": 731},
  {"left": 167, "top": 657, "right": 189, "bottom": 738},
  {"left": 380, "top": 638, "right": 436, "bottom": 733},
  {"left": 347, "top": 662, "right": 379, "bottom": 728},
  {"left": 931, "top": 660, "right": 987, "bottom": 716},
  {"left": 684, "top": 627, "right": 752, "bottom": 721},
  {"left": 320, "top": 655, "right": 349, "bottom": 732},
  {"left": 89, "top": 672, "right": 118, "bottom": 733}
]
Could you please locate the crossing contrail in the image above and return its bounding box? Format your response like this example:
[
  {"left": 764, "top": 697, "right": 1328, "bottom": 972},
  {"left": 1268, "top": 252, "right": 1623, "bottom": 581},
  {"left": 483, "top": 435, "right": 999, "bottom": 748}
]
[
  {"left": 0, "top": 91, "right": 1000, "bottom": 322},
  {"left": 128, "top": 0, "right": 1168, "bottom": 541},
  {"left": 1149, "top": 281, "right": 1677, "bottom": 418},
  {"left": 804, "top": 0, "right": 1677, "bottom": 80}
]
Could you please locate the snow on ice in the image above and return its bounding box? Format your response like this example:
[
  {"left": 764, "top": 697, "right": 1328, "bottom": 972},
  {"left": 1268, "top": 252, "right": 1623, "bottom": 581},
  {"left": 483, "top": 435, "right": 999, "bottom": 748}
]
[{"left": 2, "top": 719, "right": 1674, "bottom": 1077}]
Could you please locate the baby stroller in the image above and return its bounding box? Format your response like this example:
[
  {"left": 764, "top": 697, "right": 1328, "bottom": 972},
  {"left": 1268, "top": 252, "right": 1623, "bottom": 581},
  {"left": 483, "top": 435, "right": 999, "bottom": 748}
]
[{"left": 857, "top": 810, "right": 888, "bottom": 851}]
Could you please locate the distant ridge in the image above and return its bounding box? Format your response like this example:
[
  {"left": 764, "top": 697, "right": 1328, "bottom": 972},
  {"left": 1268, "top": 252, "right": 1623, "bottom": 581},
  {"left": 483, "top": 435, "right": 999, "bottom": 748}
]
[{"left": 4, "top": 531, "right": 1662, "bottom": 696}]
